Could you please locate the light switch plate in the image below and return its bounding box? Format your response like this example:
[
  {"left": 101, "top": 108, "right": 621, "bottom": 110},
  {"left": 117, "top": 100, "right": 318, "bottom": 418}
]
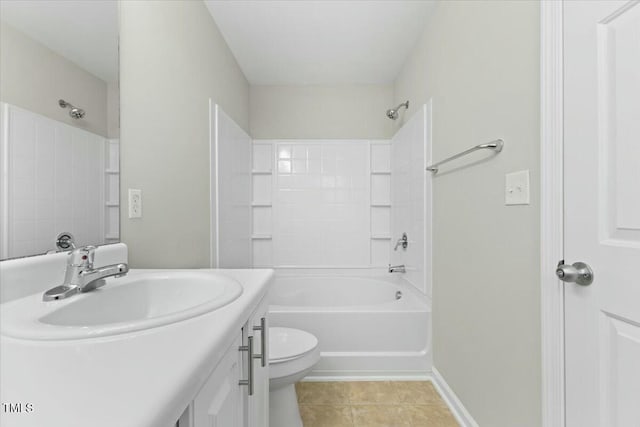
[
  {"left": 128, "top": 189, "right": 142, "bottom": 218},
  {"left": 505, "top": 170, "right": 530, "bottom": 205}
]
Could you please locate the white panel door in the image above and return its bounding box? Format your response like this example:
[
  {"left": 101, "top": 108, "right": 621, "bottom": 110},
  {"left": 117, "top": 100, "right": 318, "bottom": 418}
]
[{"left": 564, "top": 2, "right": 640, "bottom": 426}]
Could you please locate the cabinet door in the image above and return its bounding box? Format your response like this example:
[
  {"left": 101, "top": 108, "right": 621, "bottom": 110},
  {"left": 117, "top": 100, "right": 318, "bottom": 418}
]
[
  {"left": 247, "top": 302, "right": 269, "bottom": 427},
  {"left": 193, "top": 334, "right": 244, "bottom": 427}
]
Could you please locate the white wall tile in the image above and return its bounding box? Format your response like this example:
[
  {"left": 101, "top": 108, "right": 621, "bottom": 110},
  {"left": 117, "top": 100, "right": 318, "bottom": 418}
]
[
  {"left": 252, "top": 144, "right": 272, "bottom": 171},
  {"left": 371, "top": 174, "right": 391, "bottom": 205},
  {"left": 269, "top": 140, "right": 371, "bottom": 267},
  {"left": 371, "top": 206, "right": 391, "bottom": 236},
  {"left": 213, "top": 105, "right": 252, "bottom": 268},
  {"left": 2, "top": 104, "right": 107, "bottom": 258},
  {"left": 107, "top": 141, "right": 120, "bottom": 171},
  {"left": 104, "top": 139, "right": 119, "bottom": 240},
  {"left": 277, "top": 159, "right": 291, "bottom": 174},
  {"left": 292, "top": 145, "right": 307, "bottom": 159},
  {"left": 292, "top": 159, "right": 307, "bottom": 174},
  {"left": 252, "top": 206, "right": 272, "bottom": 236},
  {"left": 371, "top": 239, "right": 390, "bottom": 267},
  {"left": 106, "top": 206, "right": 119, "bottom": 238},
  {"left": 252, "top": 239, "right": 273, "bottom": 267},
  {"left": 371, "top": 142, "right": 391, "bottom": 172},
  {"left": 391, "top": 105, "right": 431, "bottom": 296},
  {"left": 107, "top": 174, "right": 119, "bottom": 204},
  {"left": 10, "top": 109, "right": 36, "bottom": 159},
  {"left": 277, "top": 145, "right": 292, "bottom": 159},
  {"left": 252, "top": 175, "right": 272, "bottom": 204}
]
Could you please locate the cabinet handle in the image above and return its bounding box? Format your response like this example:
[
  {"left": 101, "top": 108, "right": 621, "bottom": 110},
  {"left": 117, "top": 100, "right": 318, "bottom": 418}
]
[
  {"left": 252, "top": 317, "right": 267, "bottom": 367},
  {"left": 238, "top": 336, "right": 254, "bottom": 396}
]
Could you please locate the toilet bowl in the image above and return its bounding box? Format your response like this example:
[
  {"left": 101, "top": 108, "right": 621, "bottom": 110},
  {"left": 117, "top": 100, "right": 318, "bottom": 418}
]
[{"left": 269, "top": 327, "right": 320, "bottom": 427}]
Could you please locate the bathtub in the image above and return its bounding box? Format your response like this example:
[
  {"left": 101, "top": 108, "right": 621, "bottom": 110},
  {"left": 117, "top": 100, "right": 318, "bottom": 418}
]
[{"left": 268, "top": 274, "right": 431, "bottom": 378}]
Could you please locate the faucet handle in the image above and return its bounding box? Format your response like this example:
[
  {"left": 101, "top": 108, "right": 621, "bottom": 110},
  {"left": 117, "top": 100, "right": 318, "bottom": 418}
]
[
  {"left": 394, "top": 233, "right": 409, "bottom": 251},
  {"left": 68, "top": 246, "right": 96, "bottom": 268}
]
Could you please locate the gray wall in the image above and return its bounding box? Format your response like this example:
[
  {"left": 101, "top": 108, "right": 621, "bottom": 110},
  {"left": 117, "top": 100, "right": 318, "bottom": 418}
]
[
  {"left": 394, "top": 1, "right": 541, "bottom": 425},
  {"left": 106, "top": 81, "right": 119, "bottom": 139},
  {"left": 250, "top": 84, "right": 394, "bottom": 139},
  {"left": 119, "top": 0, "right": 249, "bottom": 268},
  {"left": 0, "top": 22, "right": 109, "bottom": 137}
]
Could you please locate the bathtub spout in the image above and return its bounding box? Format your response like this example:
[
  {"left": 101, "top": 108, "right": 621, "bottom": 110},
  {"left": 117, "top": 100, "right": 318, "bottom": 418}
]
[{"left": 388, "top": 264, "right": 406, "bottom": 274}]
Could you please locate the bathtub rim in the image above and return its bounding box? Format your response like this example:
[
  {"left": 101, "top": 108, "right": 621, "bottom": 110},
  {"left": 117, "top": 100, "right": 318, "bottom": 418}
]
[{"left": 268, "top": 274, "right": 431, "bottom": 312}]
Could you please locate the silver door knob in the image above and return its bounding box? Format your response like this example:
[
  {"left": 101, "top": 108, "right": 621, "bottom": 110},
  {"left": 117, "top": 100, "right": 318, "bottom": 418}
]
[{"left": 556, "top": 260, "right": 594, "bottom": 286}]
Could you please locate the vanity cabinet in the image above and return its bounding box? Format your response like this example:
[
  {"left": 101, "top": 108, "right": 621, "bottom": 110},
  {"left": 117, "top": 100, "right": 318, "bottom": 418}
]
[
  {"left": 245, "top": 302, "right": 269, "bottom": 427},
  {"left": 181, "top": 297, "right": 269, "bottom": 427},
  {"left": 192, "top": 333, "right": 244, "bottom": 427}
]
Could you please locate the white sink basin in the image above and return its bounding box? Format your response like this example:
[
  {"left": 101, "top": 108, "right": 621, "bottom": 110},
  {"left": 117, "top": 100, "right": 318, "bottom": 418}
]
[{"left": 0, "top": 271, "right": 243, "bottom": 340}]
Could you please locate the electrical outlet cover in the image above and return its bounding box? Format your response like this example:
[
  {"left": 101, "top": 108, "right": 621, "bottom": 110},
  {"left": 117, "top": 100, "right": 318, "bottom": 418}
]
[
  {"left": 128, "top": 189, "right": 142, "bottom": 218},
  {"left": 505, "top": 170, "right": 530, "bottom": 205}
]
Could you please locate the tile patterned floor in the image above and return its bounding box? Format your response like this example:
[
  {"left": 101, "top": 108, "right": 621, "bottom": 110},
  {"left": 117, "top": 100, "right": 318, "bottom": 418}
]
[{"left": 295, "top": 381, "right": 459, "bottom": 427}]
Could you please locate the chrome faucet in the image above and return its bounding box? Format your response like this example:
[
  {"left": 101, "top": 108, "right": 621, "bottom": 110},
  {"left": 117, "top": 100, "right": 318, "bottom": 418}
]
[
  {"left": 388, "top": 264, "right": 406, "bottom": 274},
  {"left": 43, "top": 246, "right": 129, "bottom": 301}
]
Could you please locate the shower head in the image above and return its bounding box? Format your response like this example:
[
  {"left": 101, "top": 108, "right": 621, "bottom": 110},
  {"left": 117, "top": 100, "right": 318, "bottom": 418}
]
[
  {"left": 59, "top": 99, "right": 86, "bottom": 119},
  {"left": 386, "top": 100, "right": 410, "bottom": 120}
]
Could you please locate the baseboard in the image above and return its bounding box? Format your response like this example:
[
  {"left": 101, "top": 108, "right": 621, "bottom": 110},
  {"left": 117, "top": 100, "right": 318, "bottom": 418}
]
[
  {"left": 430, "top": 367, "right": 479, "bottom": 427},
  {"left": 303, "top": 372, "right": 431, "bottom": 382}
]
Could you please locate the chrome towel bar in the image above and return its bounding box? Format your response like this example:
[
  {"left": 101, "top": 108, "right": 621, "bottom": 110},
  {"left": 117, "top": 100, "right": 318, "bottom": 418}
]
[{"left": 426, "top": 139, "right": 504, "bottom": 173}]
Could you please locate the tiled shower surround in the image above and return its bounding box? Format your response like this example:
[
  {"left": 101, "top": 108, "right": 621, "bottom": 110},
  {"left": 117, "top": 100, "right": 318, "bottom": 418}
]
[
  {"left": 252, "top": 140, "right": 391, "bottom": 268},
  {"left": 0, "top": 103, "right": 119, "bottom": 259}
]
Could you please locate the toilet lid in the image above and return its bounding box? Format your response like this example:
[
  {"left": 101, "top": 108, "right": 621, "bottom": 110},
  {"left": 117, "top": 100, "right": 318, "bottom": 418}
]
[{"left": 269, "top": 327, "right": 319, "bottom": 362}]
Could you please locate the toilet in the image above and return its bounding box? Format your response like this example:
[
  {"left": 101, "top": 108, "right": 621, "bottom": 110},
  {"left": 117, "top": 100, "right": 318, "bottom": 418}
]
[{"left": 269, "top": 327, "right": 320, "bottom": 427}]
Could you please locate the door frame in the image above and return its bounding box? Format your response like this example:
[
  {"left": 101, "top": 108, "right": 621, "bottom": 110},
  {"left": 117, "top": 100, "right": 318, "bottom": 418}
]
[{"left": 540, "top": 1, "right": 565, "bottom": 427}]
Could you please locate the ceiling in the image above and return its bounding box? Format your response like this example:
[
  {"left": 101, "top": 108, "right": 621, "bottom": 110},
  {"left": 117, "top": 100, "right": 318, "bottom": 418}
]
[
  {"left": 205, "top": 0, "right": 436, "bottom": 86},
  {"left": 0, "top": 0, "right": 119, "bottom": 83}
]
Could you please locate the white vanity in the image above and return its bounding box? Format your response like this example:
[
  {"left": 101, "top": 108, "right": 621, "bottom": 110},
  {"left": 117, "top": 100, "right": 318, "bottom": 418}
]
[{"left": 0, "top": 244, "right": 272, "bottom": 427}]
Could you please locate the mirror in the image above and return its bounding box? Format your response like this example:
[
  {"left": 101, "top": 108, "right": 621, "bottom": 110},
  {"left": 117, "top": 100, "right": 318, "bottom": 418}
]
[{"left": 0, "top": 0, "right": 119, "bottom": 260}]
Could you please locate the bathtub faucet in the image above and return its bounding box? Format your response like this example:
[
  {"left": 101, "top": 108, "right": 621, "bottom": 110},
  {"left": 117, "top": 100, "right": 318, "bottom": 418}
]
[{"left": 388, "top": 264, "right": 406, "bottom": 274}]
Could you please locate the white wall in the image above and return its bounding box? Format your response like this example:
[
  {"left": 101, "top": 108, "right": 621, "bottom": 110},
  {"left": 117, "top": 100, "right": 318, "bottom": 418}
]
[
  {"left": 250, "top": 85, "right": 395, "bottom": 139},
  {"left": 211, "top": 104, "right": 252, "bottom": 268},
  {"left": 394, "top": 1, "right": 541, "bottom": 425},
  {"left": 390, "top": 104, "right": 431, "bottom": 296},
  {"left": 251, "top": 140, "right": 391, "bottom": 269},
  {"left": 0, "top": 23, "right": 109, "bottom": 138},
  {"left": 0, "top": 103, "right": 107, "bottom": 259},
  {"left": 119, "top": 0, "right": 250, "bottom": 268}
]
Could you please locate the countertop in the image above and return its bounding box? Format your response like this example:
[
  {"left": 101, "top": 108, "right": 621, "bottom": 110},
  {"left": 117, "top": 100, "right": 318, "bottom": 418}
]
[{"left": 0, "top": 268, "right": 274, "bottom": 427}]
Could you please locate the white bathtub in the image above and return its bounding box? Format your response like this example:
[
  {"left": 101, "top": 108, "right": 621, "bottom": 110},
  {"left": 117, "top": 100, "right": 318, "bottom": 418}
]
[{"left": 268, "top": 274, "right": 432, "bottom": 378}]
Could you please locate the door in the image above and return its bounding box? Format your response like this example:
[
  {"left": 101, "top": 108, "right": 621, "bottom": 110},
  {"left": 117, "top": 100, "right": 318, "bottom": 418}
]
[{"left": 564, "top": 1, "right": 640, "bottom": 426}]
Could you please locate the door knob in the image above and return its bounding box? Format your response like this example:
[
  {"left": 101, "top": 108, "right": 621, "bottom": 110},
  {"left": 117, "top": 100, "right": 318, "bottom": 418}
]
[{"left": 556, "top": 260, "right": 594, "bottom": 286}]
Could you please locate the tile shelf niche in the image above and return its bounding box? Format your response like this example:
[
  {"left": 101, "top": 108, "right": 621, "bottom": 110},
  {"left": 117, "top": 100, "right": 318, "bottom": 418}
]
[
  {"left": 369, "top": 142, "right": 392, "bottom": 267},
  {"left": 251, "top": 142, "right": 274, "bottom": 267},
  {"left": 104, "top": 139, "right": 120, "bottom": 244}
]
